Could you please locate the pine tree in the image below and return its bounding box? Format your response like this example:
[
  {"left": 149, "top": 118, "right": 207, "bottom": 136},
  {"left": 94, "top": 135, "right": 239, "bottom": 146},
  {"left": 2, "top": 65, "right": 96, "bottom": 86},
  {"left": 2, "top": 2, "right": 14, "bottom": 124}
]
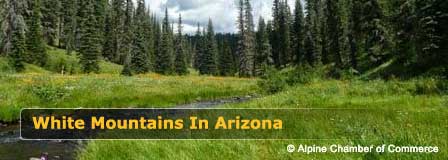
[
  {"left": 130, "top": 0, "right": 150, "bottom": 74},
  {"left": 185, "top": 39, "right": 194, "bottom": 68},
  {"left": 347, "top": 0, "right": 363, "bottom": 70},
  {"left": 254, "top": 17, "right": 272, "bottom": 76},
  {"left": 319, "top": 0, "right": 329, "bottom": 65},
  {"left": 304, "top": 1, "right": 317, "bottom": 66},
  {"left": 325, "top": 0, "right": 343, "bottom": 67},
  {"left": 94, "top": 0, "right": 107, "bottom": 50},
  {"left": 152, "top": 17, "right": 161, "bottom": 69},
  {"left": 362, "top": 0, "right": 390, "bottom": 67},
  {"left": 271, "top": 0, "right": 281, "bottom": 67},
  {"left": 292, "top": 0, "right": 305, "bottom": 65},
  {"left": 6, "top": 0, "right": 27, "bottom": 71},
  {"left": 0, "top": 0, "right": 4, "bottom": 55},
  {"left": 277, "top": 0, "right": 292, "bottom": 67},
  {"left": 414, "top": 0, "right": 447, "bottom": 75},
  {"left": 304, "top": 23, "right": 319, "bottom": 66},
  {"left": 174, "top": 14, "right": 188, "bottom": 75},
  {"left": 266, "top": 20, "right": 274, "bottom": 64},
  {"left": 10, "top": 24, "right": 26, "bottom": 72},
  {"left": 103, "top": 6, "right": 114, "bottom": 59},
  {"left": 244, "top": 0, "right": 255, "bottom": 72},
  {"left": 41, "top": 0, "right": 61, "bottom": 46},
  {"left": 120, "top": 0, "right": 133, "bottom": 65},
  {"left": 155, "top": 8, "right": 174, "bottom": 74},
  {"left": 61, "top": 0, "right": 77, "bottom": 54},
  {"left": 193, "top": 23, "right": 203, "bottom": 70},
  {"left": 304, "top": 0, "right": 323, "bottom": 66},
  {"left": 143, "top": 9, "right": 154, "bottom": 70},
  {"left": 392, "top": 0, "right": 416, "bottom": 67},
  {"left": 199, "top": 19, "right": 218, "bottom": 75},
  {"left": 25, "top": 0, "right": 47, "bottom": 66},
  {"left": 2, "top": 0, "right": 26, "bottom": 56},
  {"left": 78, "top": 0, "right": 100, "bottom": 73},
  {"left": 121, "top": 51, "right": 133, "bottom": 76},
  {"left": 218, "top": 40, "right": 234, "bottom": 76},
  {"left": 237, "top": 0, "right": 255, "bottom": 77},
  {"left": 103, "top": 0, "right": 125, "bottom": 63}
]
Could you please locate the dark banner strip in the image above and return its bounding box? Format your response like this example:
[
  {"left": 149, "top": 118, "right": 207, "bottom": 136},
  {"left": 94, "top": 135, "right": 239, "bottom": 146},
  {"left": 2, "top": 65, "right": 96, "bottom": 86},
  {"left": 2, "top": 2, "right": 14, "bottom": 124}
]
[{"left": 20, "top": 108, "right": 424, "bottom": 140}]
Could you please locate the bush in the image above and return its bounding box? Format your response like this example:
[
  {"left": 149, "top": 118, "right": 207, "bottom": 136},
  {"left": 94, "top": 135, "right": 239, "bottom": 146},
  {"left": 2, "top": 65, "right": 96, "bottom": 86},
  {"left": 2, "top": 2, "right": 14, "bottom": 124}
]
[
  {"left": 0, "top": 57, "right": 14, "bottom": 73},
  {"left": 45, "top": 47, "right": 123, "bottom": 74},
  {"left": 28, "top": 82, "right": 70, "bottom": 103},
  {"left": 44, "top": 47, "right": 81, "bottom": 74},
  {"left": 257, "top": 68, "right": 288, "bottom": 93},
  {"left": 414, "top": 78, "right": 448, "bottom": 95},
  {"left": 258, "top": 66, "right": 326, "bottom": 93}
]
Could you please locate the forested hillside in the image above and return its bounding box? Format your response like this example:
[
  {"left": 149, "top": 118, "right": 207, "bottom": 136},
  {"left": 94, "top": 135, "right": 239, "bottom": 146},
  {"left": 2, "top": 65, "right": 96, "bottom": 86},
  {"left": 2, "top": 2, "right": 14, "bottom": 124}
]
[{"left": 0, "top": 0, "right": 446, "bottom": 78}]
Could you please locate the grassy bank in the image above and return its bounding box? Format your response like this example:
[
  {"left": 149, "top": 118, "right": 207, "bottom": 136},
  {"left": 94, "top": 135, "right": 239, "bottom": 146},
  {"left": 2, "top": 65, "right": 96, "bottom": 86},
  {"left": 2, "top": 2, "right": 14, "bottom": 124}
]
[
  {"left": 0, "top": 74, "right": 258, "bottom": 122},
  {"left": 78, "top": 80, "right": 447, "bottom": 159}
]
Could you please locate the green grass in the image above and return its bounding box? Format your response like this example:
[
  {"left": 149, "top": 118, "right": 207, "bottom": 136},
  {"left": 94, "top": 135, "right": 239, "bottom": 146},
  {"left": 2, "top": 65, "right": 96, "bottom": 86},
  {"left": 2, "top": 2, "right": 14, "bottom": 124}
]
[
  {"left": 99, "top": 61, "right": 124, "bottom": 74},
  {"left": 0, "top": 74, "right": 258, "bottom": 122},
  {"left": 0, "top": 57, "right": 51, "bottom": 74},
  {"left": 23, "top": 64, "right": 51, "bottom": 74},
  {"left": 0, "top": 57, "right": 14, "bottom": 73},
  {"left": 78, "top": 80, "right": 447, "bottom": 160},
  {"left": 1, "top": 54, "right": 446, "bottom": 159},
  {"left": 0, "top": 47, "right": 123, "bottom": 75},
  {"left": 44, "top": 47, "right": 82, "bottom": 74},
  {"left": 45, "top": 47, "right": 123, "bottom": 74}
]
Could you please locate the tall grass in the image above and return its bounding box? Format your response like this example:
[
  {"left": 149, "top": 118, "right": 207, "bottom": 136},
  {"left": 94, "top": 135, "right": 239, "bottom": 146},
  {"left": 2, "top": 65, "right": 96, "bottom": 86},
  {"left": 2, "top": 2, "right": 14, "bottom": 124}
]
[
  {"left": 0, "top": 47, "right": 123, "bottom": 75},
  {"left": 78, "top": 80, "right": 447, "bottom": 160},
  {"left": 0, "top": 74, "right": 258, "bottom": 122}
]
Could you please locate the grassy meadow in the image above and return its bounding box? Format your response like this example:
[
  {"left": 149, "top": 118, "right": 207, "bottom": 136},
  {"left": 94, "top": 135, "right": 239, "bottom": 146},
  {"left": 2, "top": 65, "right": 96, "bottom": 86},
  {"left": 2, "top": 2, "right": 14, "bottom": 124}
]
[
  {"left": 0, "top": 73, "right": 257, "bottom": 122},
  {"left": 0, "top": 47, "right": 258, "bottom": 122},
  {"left": 77, "top": 80, "right": 447, "bottom": 159},
  {"left": 1, "top": 49, "right": 446, "bottom": 159}
]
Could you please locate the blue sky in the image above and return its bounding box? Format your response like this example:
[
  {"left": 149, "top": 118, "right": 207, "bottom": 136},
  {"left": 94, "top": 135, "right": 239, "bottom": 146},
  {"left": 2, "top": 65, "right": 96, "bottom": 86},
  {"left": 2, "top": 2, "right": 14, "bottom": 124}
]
[{"left": 145, "top": 0, "right": 301, "bottom": 34}]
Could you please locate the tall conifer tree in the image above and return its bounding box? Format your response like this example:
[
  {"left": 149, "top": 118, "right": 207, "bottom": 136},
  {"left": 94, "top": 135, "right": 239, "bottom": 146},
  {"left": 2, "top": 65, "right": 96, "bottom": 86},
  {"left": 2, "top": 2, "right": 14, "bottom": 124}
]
[
  {"left": 326, "top": 0, "right": 343, "bottom": 67},
  {"left": 254, "top": 17, "right": 272, "bottom": 76},
  {"left": 193, "top": 23, "right": 203, "bottom": 70},
  {"left": 174, "top": 14, "right": 188, "bottom": 75},
  {"left": 292, "top": 0, "right": 305, "bottom": 65},
  {"left": 130, "top": 0, "right": 150, "bottom": 74},
  {"left": 218, "top": 40, "right": 234, "bottom": 76},
  {"left": 199, "top": 19, "right": 218, "bottom": 75},
  {"left": 7, "top": 0, "right": 27, "bottom": 71},
  {"left": 155, "top": 8, "right": 174, "bottom": 74},
  {"left": 61, "top": 0, "right": 77, "bottom": 54},
  {"left": 26, "top": 0, "right": 47, "bottom": 66},
  {"left": 41, "top": 0, "right": 61, "bottom": 46},
  {"left": 78, "top": 0, "right": 100, "bottom": 73},
  {"left": 237, "top": 0, "right": 255, "bottom": 77},
  {"left": 347, "top": 0, "right": 363, "bottom": 70}
]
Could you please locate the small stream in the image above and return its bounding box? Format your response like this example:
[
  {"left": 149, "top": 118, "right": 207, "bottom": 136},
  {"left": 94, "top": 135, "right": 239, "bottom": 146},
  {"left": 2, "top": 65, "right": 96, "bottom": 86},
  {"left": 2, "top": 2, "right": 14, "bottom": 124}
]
[{"left": 0, "top": 96, "right": 254, "bottom": 160}]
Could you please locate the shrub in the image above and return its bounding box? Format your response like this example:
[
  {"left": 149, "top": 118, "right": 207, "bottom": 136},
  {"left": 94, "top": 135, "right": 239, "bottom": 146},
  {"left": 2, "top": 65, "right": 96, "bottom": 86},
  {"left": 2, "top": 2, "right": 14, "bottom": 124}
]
[
  {"left": 28, "top": 83, "right": 70, "bottom": 103},
  {"left": 258, "top": 66, "right": 326, "bottom": 93},
  {"left": 414, "top": 78, "right": 448, "bottom": 95},
  {"left": 0, "top": 57, "right": 14, "bottom": 73},
  {"left": 257, "top": 67, "right": 288, "bottom": 93},
  {"left": 44, "top": 47, "right": 81, "bottom": 74}
]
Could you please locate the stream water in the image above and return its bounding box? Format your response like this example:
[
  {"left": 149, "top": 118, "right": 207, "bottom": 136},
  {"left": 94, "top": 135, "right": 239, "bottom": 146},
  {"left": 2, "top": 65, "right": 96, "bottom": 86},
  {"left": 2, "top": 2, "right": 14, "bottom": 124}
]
[{"left": 0, "top": 96, "right": 253, "bottom": 160}]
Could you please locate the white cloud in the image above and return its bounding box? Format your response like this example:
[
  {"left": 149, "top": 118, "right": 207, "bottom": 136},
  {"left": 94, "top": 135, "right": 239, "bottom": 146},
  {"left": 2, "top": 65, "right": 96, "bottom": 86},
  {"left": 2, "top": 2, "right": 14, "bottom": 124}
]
[{"left": 145, "top": 0, "right": 300, "bottom": 34}]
